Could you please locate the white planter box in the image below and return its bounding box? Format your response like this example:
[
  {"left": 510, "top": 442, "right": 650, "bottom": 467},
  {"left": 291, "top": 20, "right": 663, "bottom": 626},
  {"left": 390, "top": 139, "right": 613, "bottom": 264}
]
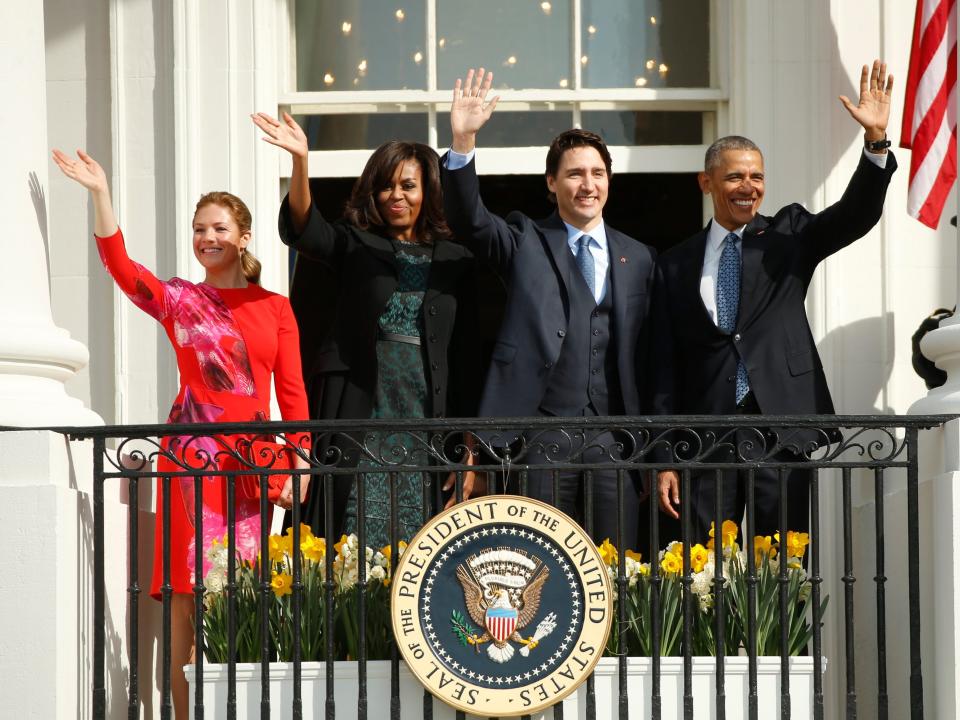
[
  {"left": 186, "top": 656, "right": 820, "bottom": 719},
  {"left": 586, "top": 656, "right": 820, "bottom": 718}
]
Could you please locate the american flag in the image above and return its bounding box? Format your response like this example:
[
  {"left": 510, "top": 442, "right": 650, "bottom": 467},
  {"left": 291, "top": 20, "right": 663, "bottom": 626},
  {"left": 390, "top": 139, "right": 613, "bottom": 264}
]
[{"left": 901, "top": 0, "right": 958, "bottom": 229}]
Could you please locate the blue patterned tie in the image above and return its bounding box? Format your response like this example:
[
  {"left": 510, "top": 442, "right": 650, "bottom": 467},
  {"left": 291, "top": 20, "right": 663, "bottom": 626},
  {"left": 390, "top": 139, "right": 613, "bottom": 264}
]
[
  {"left": 575, "top": 234, "right": 596, "bottom": 299},
  {"left": 716, "top": 232, "right": 750, "bottom": 404}
]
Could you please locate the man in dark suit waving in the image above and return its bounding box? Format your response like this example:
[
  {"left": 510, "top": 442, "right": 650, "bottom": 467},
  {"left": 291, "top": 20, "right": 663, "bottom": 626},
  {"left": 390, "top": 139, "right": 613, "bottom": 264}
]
[
  {"left": 655, "top": 60, "right": 896, "bottom": 542},
  {"left": 441, "top": 68, "right": 660, "bottom": 545}
]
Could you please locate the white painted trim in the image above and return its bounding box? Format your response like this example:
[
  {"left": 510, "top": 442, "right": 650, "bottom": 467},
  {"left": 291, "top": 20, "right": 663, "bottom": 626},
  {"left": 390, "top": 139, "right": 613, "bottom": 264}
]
[
  {"left": 173, "top": 0, "right": 203, "bottom": 284},
  {"left": 425, "top": 0, "right": 438, "bottom": 146},
  {"left": 279, "top": 87, "right": 725, "bottom": 110},
  {"left": 280, "top": 0, "right": 296, "bottom": 94},
  {"left": 108, "top": 0, "right": 129, "bottom": 425},
  {"left": 227, "top": 0, "right": 239, "bottom": 194},
  {"left": 252, "top": 0, "right": 287, "bottom": 294},
  {"left": 281, "top": 145, "right": 706, "bottom": 178},
  {"left": 572, "top": 0, "right": 583, "bottom": 91}
]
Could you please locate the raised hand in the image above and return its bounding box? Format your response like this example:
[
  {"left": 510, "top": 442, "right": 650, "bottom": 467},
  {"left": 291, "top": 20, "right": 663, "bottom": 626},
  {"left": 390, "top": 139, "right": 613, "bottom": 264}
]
[
  {"left": 450, "top": 68, "right": 500, "bottom": 153},
  {"left": 51, "top": 148, "right": 117, "bottom": 236},
  {"left": 52, "top": 149, "right": 108, "bottom": 194},
  {"left": 839, "top": 59, "right": 894, "bottom": 140},
  {"left": 252, "top": 111, "right": 309, "bottom": 159}
]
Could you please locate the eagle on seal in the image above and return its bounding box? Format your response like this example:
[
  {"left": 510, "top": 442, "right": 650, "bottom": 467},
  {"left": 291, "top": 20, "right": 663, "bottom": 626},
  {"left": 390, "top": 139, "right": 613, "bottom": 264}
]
[{"left": 455, "top": 547, "right": 550, "bottom": 663}]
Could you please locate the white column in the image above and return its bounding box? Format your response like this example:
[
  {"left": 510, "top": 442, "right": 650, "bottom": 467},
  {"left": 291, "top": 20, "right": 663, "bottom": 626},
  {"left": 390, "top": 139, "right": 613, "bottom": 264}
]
[{"left": 0, "top": 1, "right": 100, "bottom": 425}]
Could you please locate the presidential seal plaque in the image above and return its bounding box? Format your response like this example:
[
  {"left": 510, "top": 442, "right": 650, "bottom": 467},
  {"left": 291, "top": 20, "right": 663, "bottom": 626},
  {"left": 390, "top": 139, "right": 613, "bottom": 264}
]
[{"left": 391, "top": 496, "right": 612, "bottom": 717}]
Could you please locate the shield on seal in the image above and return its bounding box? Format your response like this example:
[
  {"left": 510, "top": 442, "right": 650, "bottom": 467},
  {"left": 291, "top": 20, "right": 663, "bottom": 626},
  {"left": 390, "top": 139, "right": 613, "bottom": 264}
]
[{"left": 485, "top": 606, "right": 518, "bottom": 643}]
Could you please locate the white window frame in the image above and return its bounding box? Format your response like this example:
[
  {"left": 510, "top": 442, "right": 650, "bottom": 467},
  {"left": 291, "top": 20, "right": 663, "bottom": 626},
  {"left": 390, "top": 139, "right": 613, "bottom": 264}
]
[{"left": 278, "top": 0, "right": 729, "bottom": 178}]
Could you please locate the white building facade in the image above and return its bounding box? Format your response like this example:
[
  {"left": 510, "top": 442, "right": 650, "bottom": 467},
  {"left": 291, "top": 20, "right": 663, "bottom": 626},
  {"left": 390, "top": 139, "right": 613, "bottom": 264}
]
[{"left": 3, "top": 1, "right": 960, "bottom": 717}]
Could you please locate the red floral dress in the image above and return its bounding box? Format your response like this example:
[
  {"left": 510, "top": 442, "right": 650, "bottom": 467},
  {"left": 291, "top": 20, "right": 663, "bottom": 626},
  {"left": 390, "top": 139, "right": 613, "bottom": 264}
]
[{"left": 96, "top": 229, "right": 311, "bottom": 598}]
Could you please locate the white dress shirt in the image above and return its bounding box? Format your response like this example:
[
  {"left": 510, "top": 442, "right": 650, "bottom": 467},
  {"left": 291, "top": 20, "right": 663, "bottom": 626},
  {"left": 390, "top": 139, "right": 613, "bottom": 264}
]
[
  {"left": 699, "top": 148, "right": 889, "bottom": 326},
  {"left": 446, "top": 147, "right": 609, "bottom": 302},
  {"left": 699, "top": 223, "right": 743, "bottom": 325},
  {"left": 564, "top": 222, "right": 609, "bottom": 303}
]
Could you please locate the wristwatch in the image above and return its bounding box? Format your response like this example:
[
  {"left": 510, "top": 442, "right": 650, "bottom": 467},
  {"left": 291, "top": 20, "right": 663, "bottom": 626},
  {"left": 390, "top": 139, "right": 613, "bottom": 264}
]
[{"left": 865, "top": 133, "right": 891, "bottom": 153}]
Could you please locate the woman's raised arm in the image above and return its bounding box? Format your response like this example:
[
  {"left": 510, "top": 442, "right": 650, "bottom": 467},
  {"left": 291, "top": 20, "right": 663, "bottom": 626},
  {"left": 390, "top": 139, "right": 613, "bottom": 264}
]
[{"left": 252, "top": 112, "right": 311, "bottom": 234}]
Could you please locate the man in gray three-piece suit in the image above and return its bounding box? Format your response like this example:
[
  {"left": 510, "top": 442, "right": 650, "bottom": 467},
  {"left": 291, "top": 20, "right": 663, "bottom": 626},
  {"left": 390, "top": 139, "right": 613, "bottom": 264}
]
[{"left": 440, "top": 68, "right": 664, "bottom": 545}]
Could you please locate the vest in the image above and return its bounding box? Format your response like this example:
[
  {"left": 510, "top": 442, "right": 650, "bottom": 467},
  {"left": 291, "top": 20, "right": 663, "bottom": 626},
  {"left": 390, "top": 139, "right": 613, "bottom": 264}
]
[{"left": 539, "top": 251, "right": 623, "bottom": 416}]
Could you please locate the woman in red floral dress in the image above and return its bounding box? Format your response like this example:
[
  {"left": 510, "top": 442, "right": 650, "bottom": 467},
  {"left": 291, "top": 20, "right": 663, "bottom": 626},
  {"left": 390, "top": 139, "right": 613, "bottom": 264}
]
[{"left": 53, "top": 148, "right": 311, "bottom": 716}]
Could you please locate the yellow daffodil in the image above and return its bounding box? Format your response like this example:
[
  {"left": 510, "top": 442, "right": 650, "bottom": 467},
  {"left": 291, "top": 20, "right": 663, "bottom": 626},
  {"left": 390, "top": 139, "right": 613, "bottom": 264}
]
[
  {"left": 268, "top": 533, "right": 292, "bottom": 563},
  {"left": 599, "top": 538, "right": 618, "bottom": 566},
  {"left": 668, "top": 541, "right": 684, "bottom": 558},
  {"left": 271, "top": 571, "right": 293, "bottom": 597},
  {"left": 708, "top": 520, "right": 739, "bottom": 549},
  {"left": 639, "top": 563, "right": 651, "bottom": 576},
  {"left": 689, "top": 543, "right": 709, "bottom": 573},
  {"left": 721, "top": 520, "right": 739, "bottom": 548},
  {"left": 625, "top": 549, "right": 642, "bottom": 563},
  {"left": 301, "top": 534, "right": 326, "bottom": 563},
  {"left": 286, "top": 522, "right": 315, "bottom": 542},
  {"left": 775, "top": 531, "right": 810, "bottom": 559},
  {"left": 754, "top": 535, "right": 776, "bottom": 566},
  {"left": 380, "top": 540, "right": 408, "bottom": 562},
  {"left": 334, "top": 534, "right": 349, "bottom": 557},
  {"left": 660, "top": 552, "right": 681, "bottom": 575}
]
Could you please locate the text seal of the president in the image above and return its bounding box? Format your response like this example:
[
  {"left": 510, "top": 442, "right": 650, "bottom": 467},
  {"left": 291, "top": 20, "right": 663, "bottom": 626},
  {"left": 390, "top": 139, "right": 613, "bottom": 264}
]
[{"left": 391, "top": 495, "right": 612, "bottom": 717}]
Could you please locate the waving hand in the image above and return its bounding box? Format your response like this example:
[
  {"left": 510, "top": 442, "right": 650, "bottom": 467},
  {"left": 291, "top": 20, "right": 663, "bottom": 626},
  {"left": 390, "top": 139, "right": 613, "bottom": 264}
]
[
  {"left": 252, "top": 111, "right": 309, "bottom": 160},
  {"left": 450, "top": 68, "right": 500, "bottom": 153},
  {"left": 839, "top": 59, "right": 893, "bottom": 142},
  {"left": 51, "top": 149, "right": 117, "bottom": 236}
]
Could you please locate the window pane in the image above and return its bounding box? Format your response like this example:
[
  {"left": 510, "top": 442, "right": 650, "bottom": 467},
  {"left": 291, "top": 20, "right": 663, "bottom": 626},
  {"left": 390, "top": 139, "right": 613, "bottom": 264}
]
[
  {"left": 581, "top": 0, "right": 709, "bottom": 88},
  {"left": 580, "top": 111, "right": 702, "bottom": 145},
  {"left": 437, "top": 111, "right": 574, "bottom": 148},
  {"left": 296, "top": 1, "right": 427, "bottom": 91},
  {"left": 437, "top": 1, "right": 572, "bottom": 90},
  {"left": 296, "top": 114, "right": 428, "bottom": 150}
]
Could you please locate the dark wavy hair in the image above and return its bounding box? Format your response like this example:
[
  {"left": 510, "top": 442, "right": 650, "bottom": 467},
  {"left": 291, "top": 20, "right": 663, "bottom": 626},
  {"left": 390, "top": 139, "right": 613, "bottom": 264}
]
[
  {"left": 544, "top": 128, "right": 613, "bottom": 204},
  {"left": 343, "top": 141, "right": 451, "bottom": 243}
]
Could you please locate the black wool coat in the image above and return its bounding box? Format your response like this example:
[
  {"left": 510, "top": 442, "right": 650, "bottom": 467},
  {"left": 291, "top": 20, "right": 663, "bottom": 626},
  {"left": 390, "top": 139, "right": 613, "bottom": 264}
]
[{"left": 280, "top": 196, "right": 480, "bottom": 532}]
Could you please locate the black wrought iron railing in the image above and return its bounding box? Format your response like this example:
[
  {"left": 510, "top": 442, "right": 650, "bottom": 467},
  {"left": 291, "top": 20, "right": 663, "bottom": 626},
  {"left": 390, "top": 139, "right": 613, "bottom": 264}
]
[{"left": 61, "top": 414, "right": 946, "bottom": 720}]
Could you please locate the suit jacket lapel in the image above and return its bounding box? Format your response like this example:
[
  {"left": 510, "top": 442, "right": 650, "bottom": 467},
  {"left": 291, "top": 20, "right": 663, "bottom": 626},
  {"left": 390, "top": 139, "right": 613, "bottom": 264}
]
[
  {"left": 606, "top": 228, "right": 633, "bottom": 332},
  {"left": 683, "top": 227, "right": 722, "bottom": 332},
  {"left": 536, "top": 212, "right": 575, "bottom": 296},
  {"left": 738, "top": 214, "right": 769, "bottom": 325}
]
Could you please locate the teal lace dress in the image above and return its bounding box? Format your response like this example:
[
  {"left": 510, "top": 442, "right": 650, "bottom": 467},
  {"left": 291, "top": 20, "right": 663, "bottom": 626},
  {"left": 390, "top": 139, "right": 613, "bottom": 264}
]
[{"left": 343, "top": 241, "right": 431, "bottom": 547}]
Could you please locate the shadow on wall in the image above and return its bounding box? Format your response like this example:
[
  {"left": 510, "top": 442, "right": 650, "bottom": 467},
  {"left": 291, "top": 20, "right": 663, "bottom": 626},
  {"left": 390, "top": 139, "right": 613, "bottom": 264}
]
[
  {"left": 817, "top": 313, "right": 894, "bottom": 416},
  {"left": 28, "top": 171, "right": 50, "bottom": 294},
  {"left": 42, "top": 0, "right": 117, "bottom": 424}
]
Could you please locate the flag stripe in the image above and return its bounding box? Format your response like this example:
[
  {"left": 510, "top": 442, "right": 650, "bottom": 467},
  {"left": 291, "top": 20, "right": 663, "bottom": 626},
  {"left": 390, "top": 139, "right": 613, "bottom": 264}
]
[
  {"left": 910, "top": 11, "right": 954, "bottom": 138},
  {"left": 909, "top": 42, "right": 957, "bottom": 179},
  {"left": 902, "top": 0, "right": 958, "bottom": 229}
]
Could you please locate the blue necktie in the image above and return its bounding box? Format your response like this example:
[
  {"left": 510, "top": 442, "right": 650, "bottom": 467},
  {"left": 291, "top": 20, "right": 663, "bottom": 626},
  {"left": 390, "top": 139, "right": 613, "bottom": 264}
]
[
  {"left": 575, "top": 235, "right": 596, "bottom": 299},
  {"left": 716, "top": 232, "right": 750, "bottom": 404}
]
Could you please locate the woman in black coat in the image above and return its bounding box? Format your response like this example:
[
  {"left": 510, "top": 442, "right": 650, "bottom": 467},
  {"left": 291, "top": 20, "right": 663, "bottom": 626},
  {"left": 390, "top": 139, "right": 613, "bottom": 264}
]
[{"left": 253, "top": 112, "right": 480, "bottom": 546}]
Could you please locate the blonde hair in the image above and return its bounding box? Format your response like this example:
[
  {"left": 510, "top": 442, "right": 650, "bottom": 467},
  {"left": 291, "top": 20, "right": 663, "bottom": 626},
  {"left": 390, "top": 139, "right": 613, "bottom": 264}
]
[{"left": 194, "top": 191, "right": 261, "bottom": 285}]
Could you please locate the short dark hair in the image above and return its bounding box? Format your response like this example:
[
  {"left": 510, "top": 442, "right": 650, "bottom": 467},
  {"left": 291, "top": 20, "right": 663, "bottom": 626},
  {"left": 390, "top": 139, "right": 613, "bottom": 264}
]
[
  {"left": 344, "top": 140, "right": 451, "bottom": 243},
  {"left": 544, "top": 129, "right": 613, "bottom": 203},
  {"left": 704, "top": 135, "right": 763, "bottom": 172}
]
